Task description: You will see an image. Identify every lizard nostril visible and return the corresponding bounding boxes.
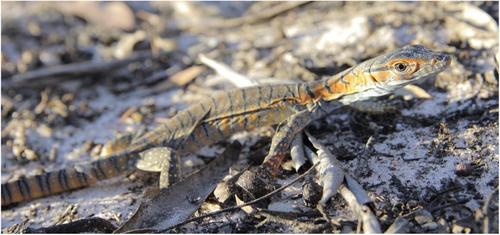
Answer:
[437,54,450,62]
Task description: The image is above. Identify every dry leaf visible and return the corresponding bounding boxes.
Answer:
[170,66,205,86]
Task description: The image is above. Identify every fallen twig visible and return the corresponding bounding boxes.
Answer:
[189,2,311,31]
[198,53,299,89]
[5,51,152,88]
[430,199,470,213]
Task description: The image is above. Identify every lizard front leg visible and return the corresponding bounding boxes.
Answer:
[235,110,312,201]
[262,110,312,175]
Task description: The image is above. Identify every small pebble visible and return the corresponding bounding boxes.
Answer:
[37,124,53,138]
[407,199,418,209]
[23,149,38,161]
[414,209,433,225]
[49,145,58,162]
[421,222,438,231]
[12,144,25,157]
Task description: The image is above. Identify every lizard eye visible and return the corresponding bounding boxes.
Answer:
[394,62,409,72]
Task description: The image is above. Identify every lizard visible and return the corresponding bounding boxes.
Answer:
[1,45,451,207]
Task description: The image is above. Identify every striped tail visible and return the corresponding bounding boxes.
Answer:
[1,152,138,207]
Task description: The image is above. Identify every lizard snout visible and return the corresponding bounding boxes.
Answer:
[431,53,451,68]
[437,53,451,64]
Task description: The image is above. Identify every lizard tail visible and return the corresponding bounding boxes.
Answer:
[1,152,137,208]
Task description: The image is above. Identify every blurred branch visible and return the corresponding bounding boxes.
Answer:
[4,51,153,88]
[189,2,311,32]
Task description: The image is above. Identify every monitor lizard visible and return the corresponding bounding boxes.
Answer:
[1,45,451,207]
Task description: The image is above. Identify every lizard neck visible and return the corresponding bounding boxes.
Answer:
[304,61,378,103]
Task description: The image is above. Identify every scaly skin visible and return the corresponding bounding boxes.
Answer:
[1,45,451,207]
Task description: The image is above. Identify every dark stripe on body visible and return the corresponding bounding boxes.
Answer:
[337,67,355,85]
[324,79,334,94]
[2,184,12,202]
[285,85,294,97]
[45,172,52,193]
[215,120,226,138]
[225,92,235,133]
[169,128,177,143]
[210,97,218,114]
[35,175,47,195]
[91,167,101,180]
[176,115,186,129]
[199,102,206,112]
[188,132,197,143]
[304,84,316,99]
[186,110,196,125]
[268,86,274,103]
[186,110,198,142]
[340,75,348,84]
[163,124,174,143]
[93,161,106,179]
[242,114,249,130]
[200,123,210,138]
[17,177,30,199]
[1,186,4,202]
[163,124,173,136]
[241,89,247,112]
[257,86,263,108]
[58,169,69,190]
[76,170,88,186]
[226,92,234,113]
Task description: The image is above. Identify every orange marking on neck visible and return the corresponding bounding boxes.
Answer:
[371,70,393,82]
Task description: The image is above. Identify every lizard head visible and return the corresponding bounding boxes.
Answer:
[311,45,451,104]
[367,44,451,89]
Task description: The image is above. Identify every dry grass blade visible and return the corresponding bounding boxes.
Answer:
[199,54,259,88]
